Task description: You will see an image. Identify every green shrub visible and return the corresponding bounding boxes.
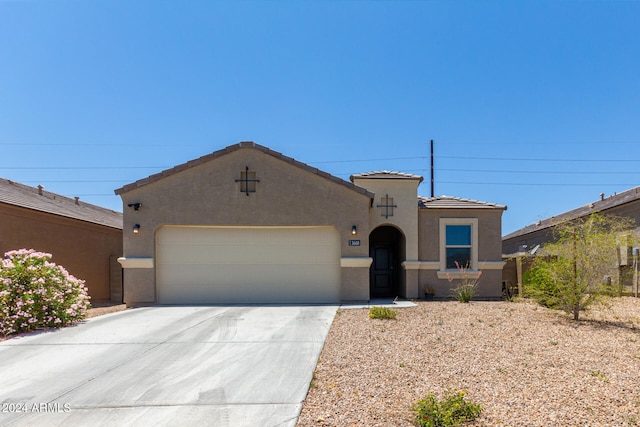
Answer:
[368,306,397,319]
[452,283,476,303]
[413,389,483,427]
[523,261,564,309]
[524,213,637,320]
[0,249,91,336]
[448,262,481,303]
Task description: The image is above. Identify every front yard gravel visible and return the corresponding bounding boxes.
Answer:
[296,298,640,427]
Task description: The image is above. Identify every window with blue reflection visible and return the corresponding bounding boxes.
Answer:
[445,225,471,268]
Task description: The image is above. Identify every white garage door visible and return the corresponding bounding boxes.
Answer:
[156,226,341,304]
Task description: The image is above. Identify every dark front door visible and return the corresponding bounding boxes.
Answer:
[370,244,395,298]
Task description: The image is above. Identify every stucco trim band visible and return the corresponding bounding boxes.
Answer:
[402,261,440,270]
[340,257,373,268]
[478,261,506,270]
[117,257,154,269]
[436,270,482,280]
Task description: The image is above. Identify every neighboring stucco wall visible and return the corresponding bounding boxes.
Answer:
[502,228,554,257]
[118,147,372,305]
[502,199,640,292]
[418,208,505,299]
[0,203,123,302]
[504,200,640,256]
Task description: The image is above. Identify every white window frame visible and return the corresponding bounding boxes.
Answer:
[437,218,479,279]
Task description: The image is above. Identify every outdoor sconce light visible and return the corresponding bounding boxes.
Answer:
[132,224,140,235]
[128,203,142,211]
[351,225,357,235]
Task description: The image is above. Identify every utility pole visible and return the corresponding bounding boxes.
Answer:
[430,139,435,197]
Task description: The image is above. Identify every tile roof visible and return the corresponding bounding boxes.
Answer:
[114,141,375,199]
[0,178,123,229]
[350,170,424,181]
[503,185,640,240]
[418,195,507,210]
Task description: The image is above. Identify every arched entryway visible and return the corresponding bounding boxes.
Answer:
[369,226,405,298]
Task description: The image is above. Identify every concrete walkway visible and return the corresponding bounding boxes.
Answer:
[340,298,417,310]
[0,305,337,427]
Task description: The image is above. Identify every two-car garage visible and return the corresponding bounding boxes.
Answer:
[155,226,341,304]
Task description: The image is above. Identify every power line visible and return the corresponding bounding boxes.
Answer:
[437,155,640,163]
[19,180,127,183]
[428,141,640,146]
[55,181,640,198]
[0,143,206,147]
[0,166,170,170]
[438,181,638,187]
[1,141,639,147]
[310,156,426,164]
[2,154,640,171]
[430,168,640,175]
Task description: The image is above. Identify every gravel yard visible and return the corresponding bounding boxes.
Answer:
[297,298,640,427]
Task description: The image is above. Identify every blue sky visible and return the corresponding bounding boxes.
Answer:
[1,0,639,235]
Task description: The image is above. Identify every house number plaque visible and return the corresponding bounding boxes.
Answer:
[348,240,361,246]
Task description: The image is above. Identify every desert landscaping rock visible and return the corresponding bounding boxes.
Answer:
[297,298,640,427]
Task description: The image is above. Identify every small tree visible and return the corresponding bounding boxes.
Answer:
[526,213,637,320]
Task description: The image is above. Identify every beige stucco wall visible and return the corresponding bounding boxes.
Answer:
[118,145,507,304]
[0,203,123,302]
[118,147,373,305]
[352,176,422,298]
[418,208,505,299]
[351,178,421,260]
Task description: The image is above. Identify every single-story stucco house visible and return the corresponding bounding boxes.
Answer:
[502,186,640,295]
[0,178,123,303]
[115,142,507,306]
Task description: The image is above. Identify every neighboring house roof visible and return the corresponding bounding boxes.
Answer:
[114,141,375,199]
[503,185,640,241]
[0,178,123,230]
[418,195,507,210]
[350,170,424,181]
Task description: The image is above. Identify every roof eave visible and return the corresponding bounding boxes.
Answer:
[114,142,375,200]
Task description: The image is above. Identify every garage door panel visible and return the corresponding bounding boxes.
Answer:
[159,246,337,266]
[158,227,338,244]
[156,226,341,304]
[159,282,339,304]
[160,264,339,286]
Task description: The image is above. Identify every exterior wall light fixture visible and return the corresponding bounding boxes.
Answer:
[351,225,357,235]
[133,224,141,235]
[128,203,142,211]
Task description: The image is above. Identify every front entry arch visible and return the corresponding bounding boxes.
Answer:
[369,226,405,298]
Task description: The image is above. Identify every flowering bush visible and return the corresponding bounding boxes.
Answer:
[0,249,90,336]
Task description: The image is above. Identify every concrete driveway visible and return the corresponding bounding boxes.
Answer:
[0,305,338,427]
